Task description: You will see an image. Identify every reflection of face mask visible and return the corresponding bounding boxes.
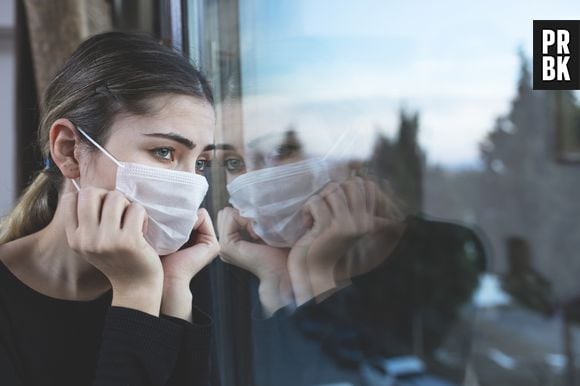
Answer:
[227,158,331,247]
[74,127,208,255]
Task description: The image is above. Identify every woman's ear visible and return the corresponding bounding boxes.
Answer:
[49,119,81,179]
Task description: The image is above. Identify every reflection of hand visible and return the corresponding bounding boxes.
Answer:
[218,207,292,316]
[62,188,163,316]
[160,209,219,322]
[289,177,399,305]
[335,179,406,280]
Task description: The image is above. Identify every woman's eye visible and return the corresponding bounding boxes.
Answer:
[196,159,208,172]
[225,158,245,173]
[152,147,175,161]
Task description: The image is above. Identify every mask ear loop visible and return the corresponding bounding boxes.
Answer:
[70,126,125,191]
[76,126,124,168]
[70,179,81,192]
[321,127,351,161]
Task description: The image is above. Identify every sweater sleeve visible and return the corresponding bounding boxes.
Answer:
[163,305,213,386]
[92,306,184,386]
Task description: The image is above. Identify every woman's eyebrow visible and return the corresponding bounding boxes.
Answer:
[143,132,195,149]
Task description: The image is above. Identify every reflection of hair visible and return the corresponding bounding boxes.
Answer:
[0,32,213,244]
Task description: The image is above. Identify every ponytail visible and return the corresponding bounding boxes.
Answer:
[0,170,60,244]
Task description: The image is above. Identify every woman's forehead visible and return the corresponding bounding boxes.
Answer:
[108,95,215,145]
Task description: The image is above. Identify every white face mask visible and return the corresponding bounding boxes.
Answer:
[73,126,209,255]
[227,158,331,247]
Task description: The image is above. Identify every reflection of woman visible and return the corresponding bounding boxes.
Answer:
[0,32,218,385]
[219,175,406,314]
[217,136,486,385]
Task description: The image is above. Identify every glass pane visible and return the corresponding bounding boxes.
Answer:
[188,1,580,385]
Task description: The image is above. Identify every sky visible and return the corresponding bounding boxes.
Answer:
[237,0,580,169]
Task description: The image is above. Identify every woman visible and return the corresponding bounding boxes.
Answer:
[0,32,219,385]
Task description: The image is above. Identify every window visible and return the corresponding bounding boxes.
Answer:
[186,2,580,385]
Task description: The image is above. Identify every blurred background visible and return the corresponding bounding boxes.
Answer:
[3,1,580,385]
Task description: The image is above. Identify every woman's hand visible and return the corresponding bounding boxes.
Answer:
[217,207,293,317]
[62,187,163,316]
[288,177,395,305]
[159,208,219,322]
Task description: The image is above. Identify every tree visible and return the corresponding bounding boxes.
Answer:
[370,108,424,214]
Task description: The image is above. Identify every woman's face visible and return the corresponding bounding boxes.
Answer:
[79,94,215,190]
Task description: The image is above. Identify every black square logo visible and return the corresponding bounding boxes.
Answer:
[533,20,580,90]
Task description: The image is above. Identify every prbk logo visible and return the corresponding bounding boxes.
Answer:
[533,20,580,90]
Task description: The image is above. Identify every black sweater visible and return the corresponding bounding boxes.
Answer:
[0,261,212,386]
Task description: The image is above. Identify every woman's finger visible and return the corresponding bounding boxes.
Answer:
[100,190,131,230]
[302,194,332,233]
[193,208,217,240]
[363,178,378,216]
[61,191,80,250]
[61,191,79,234]
[342,177,366,214]
[323,184,350,219]
[77,187,108,232]
[123,202,148,235]
[218,207,243,243]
